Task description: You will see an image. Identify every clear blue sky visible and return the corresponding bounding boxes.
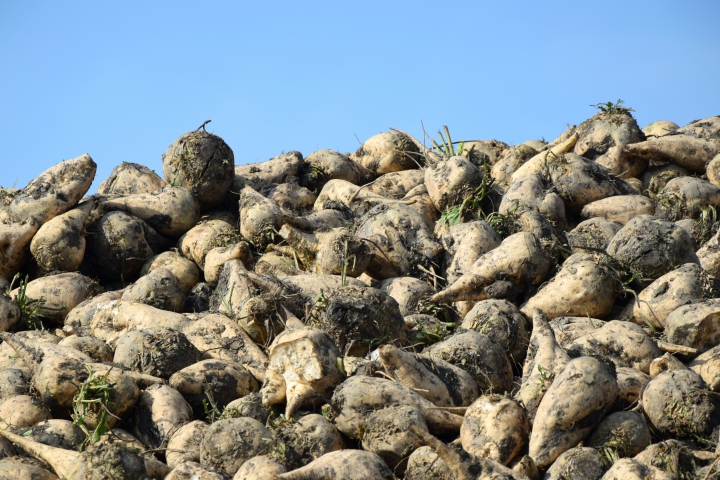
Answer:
[1,1,718,192]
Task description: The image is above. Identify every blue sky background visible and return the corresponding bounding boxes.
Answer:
[1,1,719,192]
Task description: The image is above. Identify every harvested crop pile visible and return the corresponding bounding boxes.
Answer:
[2,106,720,479]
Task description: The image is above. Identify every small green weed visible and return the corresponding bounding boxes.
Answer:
[438,159,496,228]
[5,273,62,330]
[72,366,115,450]
[202,387,222,423]
[591,99,634,116]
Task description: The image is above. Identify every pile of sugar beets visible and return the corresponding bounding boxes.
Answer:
[2,108,720,480]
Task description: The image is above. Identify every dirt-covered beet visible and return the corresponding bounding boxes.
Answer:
[425,329,513,393]
[113,327,201,379]
[162,127,235,209]
[98,162,166,195]
[85,211,168,282]
[199,417,274,476]
[307,285,406,357]
[606,214,699,283]
[642,369,720,438]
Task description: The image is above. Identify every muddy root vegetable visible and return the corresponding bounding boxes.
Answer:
[233,455,287,480]
[140,251,201,295]
[278,224,371,277]
[601,458,674,480]
[566,217,623,253]
[0,368,30,402]
[414,354,479,407]
[500,173,567,228]
[663,299,720,352]
[239,186,283,248]
[275,450,392,480]
[0,394,51,428]
[529,356,619,469]
[307,285,406,357]
[585,411,651,459]
[355,202,442,280]
[203,241,251,286]
[573,110,645,178]
[522,253,617,320]
[169,359,258,417]
[210,259,254,316]
[100,186,201,237]
[511,132,578,181]
[425,329,513,393]
[199,417,274,476]
[491,144,539,189]
[620,263,719,329]
[377,344,454,407]
[98,161,166,195]
[125,383,193,449]
[405,446,453,480]
[11,272,97,324]
[329,375,464,439]
[86,211,168,282]
[379,277,434,317]
[0,423,169,479]
[411,426,525,480]
[580,195,655,224]
[121,267,184,312]
[113,326,201,379]
[606,215,698,283]
[267,413,345,470]
[461,394,530,465]
[0,293,20,332]
[260,178,316,217]
[282,207,353,232]
[432,232,551,304]
[440,220,501,284]
[654,176,720,221]
[352,130,421,174]
[181,313,268,382]
[234,151,303,192]
[642,369,720,438]
[622,134,720,172]
[360,406,428,474]
[542,446,606,480]
[0,153,96,225]
[261,326,343,417]
[461,299,530,365]
[565,320,661,373]
[424,155,484,212]
[298,149,372,192]
[0,218,40,279]
[30,199,95,272]
[515,309,570,421]
[0,458,58,479]
[165,462,226,479]
[166,420,208,469]
[161,128,234,209]
[177,218,235,269]
[20,419,85,451]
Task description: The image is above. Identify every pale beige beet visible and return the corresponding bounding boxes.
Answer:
[98,161,166,195]
[100,186,200,237]
[0,153,96,225]
[432,232,551,304]
[461,394,529,465]
[529,356,618,469]
[521,252,616,320]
